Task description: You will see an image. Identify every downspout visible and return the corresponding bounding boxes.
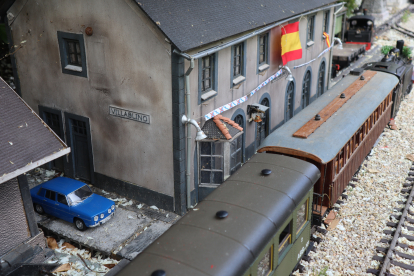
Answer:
[184,58,195,209]
[328,3,345,89]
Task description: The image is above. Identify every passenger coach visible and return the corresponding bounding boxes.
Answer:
[115,153,320,276]
[258,71,399,224]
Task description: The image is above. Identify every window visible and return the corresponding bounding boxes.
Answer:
[57,31,87,77]
[323,11,330,34]
[258,33,269,72]
[58,194,68,205]
[200,142,224,186]
[230,135,242,174]
[232,42,246,86]
[45,190,56,201]
[317,61,326,96]
[301,71,311,109]
[307,15,315,47]
[199,54,217,103]
[257,246,273,276]
[296,200,309,234]
[279,221,292,257]
[285,82,295,122]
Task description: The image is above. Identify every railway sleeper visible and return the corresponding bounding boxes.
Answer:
[348,183,356,188]
[394,208,403,212]
[341,194,348,200]
[400,233,414,241]
[409,172,414,176]
[351,177,359,182]
[406,177,414,182]
[403,183,413,187]
[401,189,411,193]
[311,236,322,244]
[396,250,414,260]
[381,238,392,244]
[391,260,414,271]
[404,224,414,232]
[316,227,328,235]
[387,222,398,228]
[366,268,380,275]
[376,247,388,253]
[372,255,385,263]
[383,230,395,235]
[410,167,414,171]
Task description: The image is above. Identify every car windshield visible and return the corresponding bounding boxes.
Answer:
[67,185,93,205]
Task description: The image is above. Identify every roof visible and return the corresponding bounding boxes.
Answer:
[117,153,319,276]
[258,71,399,164]
[0,78,70,183]
[135,0,337,52]
[202,115,243,140]
[40,177,86,194]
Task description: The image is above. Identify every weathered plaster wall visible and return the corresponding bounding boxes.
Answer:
[8,0,174,196]
[184,8,334,192]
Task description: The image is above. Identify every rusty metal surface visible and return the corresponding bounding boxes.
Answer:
[258,71,399,164]
[0,177,30,256]
[116,153,319,276]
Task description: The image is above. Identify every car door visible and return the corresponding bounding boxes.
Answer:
[43,189,57,215]
[56,193,72,223]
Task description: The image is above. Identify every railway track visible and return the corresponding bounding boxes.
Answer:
[367,163,414,275]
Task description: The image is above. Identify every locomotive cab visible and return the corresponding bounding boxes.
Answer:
[346,15,375,50]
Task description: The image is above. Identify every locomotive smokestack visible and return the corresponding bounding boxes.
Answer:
[396,40,404,56]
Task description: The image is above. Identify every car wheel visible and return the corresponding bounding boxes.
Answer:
[74,218,87,231]
[34,204,45,214]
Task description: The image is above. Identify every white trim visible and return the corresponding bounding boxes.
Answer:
[0,147,71,184]
[65,64,83,72]
[258,64,270,72]
[201,90,217,100]
[233,75,246,85]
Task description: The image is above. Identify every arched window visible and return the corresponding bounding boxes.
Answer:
[285,82,295,122]
[231,114,244,174]
[301,71,311,109]
[257,98,270,147]
[318,61,326,96]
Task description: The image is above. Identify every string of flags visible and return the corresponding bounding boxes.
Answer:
[203,23,333,121]
[203,68,283,121]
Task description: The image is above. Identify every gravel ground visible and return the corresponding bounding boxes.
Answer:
[293,73,414,275]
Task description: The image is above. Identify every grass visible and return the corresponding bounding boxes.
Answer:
[312,266,329,276]
[402,10,411,23]
[381,45,412,59]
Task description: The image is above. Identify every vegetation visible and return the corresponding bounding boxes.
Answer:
[340,0,359,17]
[381,45,412,59]
[401,10,411,23]
[312,266,329,276]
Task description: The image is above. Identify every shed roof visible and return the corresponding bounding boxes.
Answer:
[0,78,70,183]
[202,115,243,140]
[258,71,399,164]
[135,0,337,52]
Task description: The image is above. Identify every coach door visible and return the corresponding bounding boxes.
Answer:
[65,113,94,183]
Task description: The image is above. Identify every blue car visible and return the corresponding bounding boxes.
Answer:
[30,177,115,231]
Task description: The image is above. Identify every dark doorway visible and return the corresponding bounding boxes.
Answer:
[256,98,269,148]
[285,81,295,122]
[318,61,326,97]
[65,113,94,183]
[39,107,65,172]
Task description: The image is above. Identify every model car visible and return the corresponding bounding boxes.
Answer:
[30,177,115,231]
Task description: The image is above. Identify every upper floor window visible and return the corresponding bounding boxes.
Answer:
[57,32,87,78]
[307,15,315,47]
[199,54,217,103]
[323,11,330,34]
[232,42,246,86]
[258,33,270,72]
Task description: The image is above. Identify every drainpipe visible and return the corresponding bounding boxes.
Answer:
[184,58,195,209]
[328,3,346,89]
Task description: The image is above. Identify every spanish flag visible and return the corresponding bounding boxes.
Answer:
[281,22,302,65]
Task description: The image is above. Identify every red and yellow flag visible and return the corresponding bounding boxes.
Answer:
[281,22,302,65]
[323,32,331,48]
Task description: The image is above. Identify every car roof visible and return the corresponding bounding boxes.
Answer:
[40,177,87,194]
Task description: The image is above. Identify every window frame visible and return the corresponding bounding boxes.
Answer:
[199,141,225,187]
[230,135,243,175]
[198,53,218,104]
[278,220,292,263]
[57,31,87,78]
[296,199,309,235]
[285,81,295,122]
[322,10,330,36]
[301,70,311,109]
[231,42,247,87]
[317,61,326,97]
[307,15,316,47]
[257,33,270,73]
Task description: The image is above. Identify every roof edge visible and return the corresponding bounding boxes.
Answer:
[257,146,324,164]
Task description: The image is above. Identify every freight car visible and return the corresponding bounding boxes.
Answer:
[258,71,399,225]
[362,40,413,118]
[115,153,320,276]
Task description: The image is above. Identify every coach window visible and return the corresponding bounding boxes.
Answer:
[200,142,224,186]
[285,81,295,122]
[199,54,218,103]
[257,245,273,276]
[279,221,292,261]
[296,199,309,234]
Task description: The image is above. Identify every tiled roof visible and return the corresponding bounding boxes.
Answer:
[0,78,69,179]
[202,115,243,140]
[134,0,337,52]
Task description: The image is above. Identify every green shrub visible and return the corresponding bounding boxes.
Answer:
[402,10,411,23]
[403,46,412,59]
[381,45,393,55]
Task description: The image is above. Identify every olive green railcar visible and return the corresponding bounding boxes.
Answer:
[115,153,320,276]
